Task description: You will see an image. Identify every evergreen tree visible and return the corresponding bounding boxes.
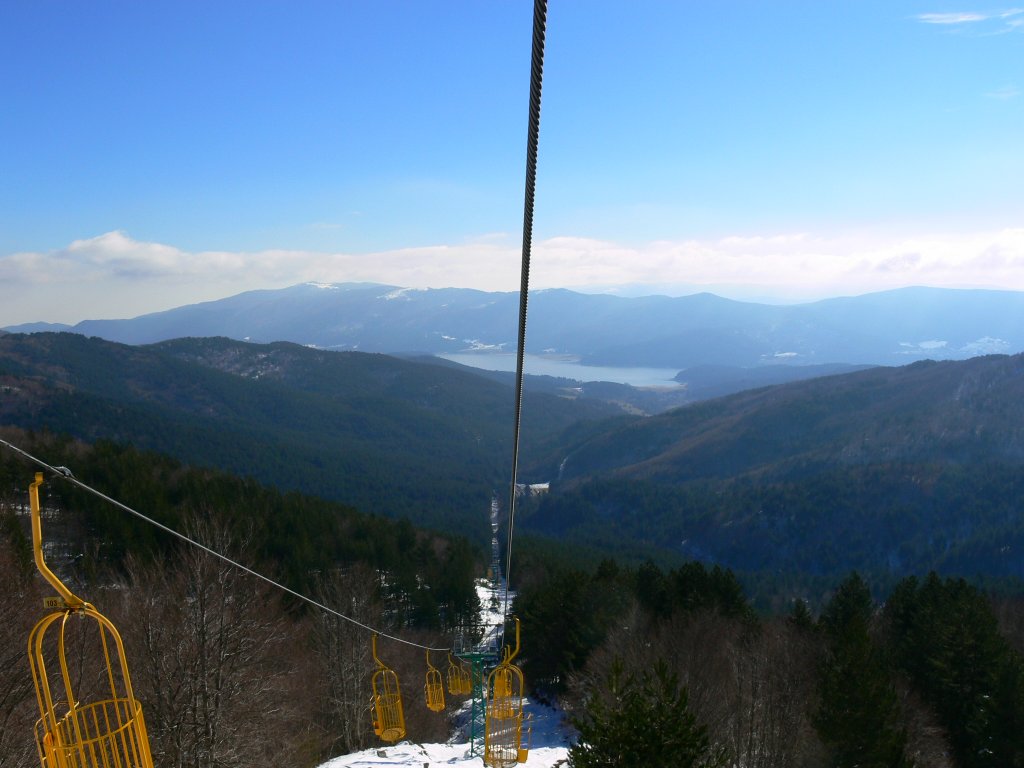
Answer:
[519,566,622,694]
[885,573,1024,768]
[635,560,669,618]
[787,597,815,632]
[814,573,910,768]
[569,659,727,768]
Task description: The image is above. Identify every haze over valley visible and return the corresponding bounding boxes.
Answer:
[6,281,1022,378]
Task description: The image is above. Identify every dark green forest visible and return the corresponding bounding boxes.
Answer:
[519,464,1024,608]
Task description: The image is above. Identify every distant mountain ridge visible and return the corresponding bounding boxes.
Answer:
[6,283,1024,370]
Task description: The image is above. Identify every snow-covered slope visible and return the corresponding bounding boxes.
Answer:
[318,699,572,768]
[316,579,573,767]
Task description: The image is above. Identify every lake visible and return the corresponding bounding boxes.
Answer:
[437,352,683,388]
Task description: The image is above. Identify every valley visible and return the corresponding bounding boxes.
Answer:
[3,327,1024,597]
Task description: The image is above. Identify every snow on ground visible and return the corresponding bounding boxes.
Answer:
[316,579,574,767]
[317,697,572,768]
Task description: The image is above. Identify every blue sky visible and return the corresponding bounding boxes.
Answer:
[2,1,1023,325]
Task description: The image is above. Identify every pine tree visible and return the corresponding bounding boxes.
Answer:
[885,573,1024,768]
[788,597,815,632]
[569,659,727,768]
[814,573,910,768]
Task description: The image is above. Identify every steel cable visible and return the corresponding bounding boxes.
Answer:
[504,0,548,626]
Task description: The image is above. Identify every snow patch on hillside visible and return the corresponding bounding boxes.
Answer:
[380,288,426,301]
[461,339,506,351]
[960,336,1011,355]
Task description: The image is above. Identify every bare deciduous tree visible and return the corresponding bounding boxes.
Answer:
[0,524,45,768]
[896,681,954,768]
[310,564,382,758]
[720,619,822,768]
[110,519,307,768]
[571,606,824,768]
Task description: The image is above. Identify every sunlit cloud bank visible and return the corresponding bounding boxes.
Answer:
[2,228,1024,325]
[539,229,1024,301]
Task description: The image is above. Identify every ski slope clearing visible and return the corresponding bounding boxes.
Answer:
[318,578,574,767]
[318,699,572,767]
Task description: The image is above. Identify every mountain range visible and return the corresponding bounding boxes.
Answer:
[6,283,1023,371]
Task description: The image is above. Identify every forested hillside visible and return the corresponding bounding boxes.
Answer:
[0,332,616,540]
[6,333,1024,591]
[550,355,1024,483]
[521,354,1024,592]
[4,376,1024,766]
[0,429,480,625]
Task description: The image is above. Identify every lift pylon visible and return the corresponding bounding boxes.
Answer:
[26,473,155,768]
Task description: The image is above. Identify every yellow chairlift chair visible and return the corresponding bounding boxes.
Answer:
[447,653,472,696]
[424,650,446,712]
[484,618,531,767]
[370,634,406,742]
[26,473,155,768]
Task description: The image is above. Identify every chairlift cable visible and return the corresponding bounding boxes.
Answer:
[504,0,548,628]
[0,436,448,652]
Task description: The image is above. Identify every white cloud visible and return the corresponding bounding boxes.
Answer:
[3,228,1024,326]
[917,12,988,24]
[917,8,1024,32]
[986,84,1021,99]
[534,229,1024,300]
